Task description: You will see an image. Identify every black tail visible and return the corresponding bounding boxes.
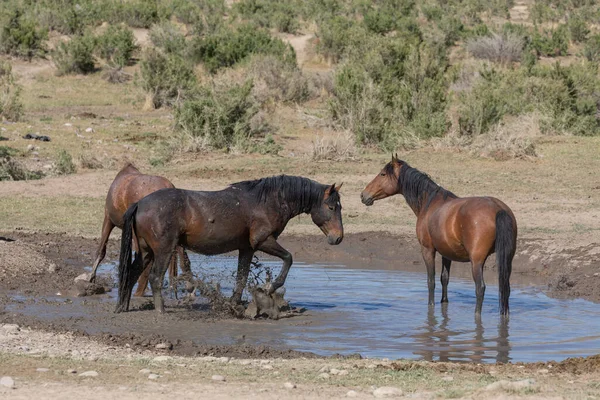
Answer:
[115,202,139,313]
[496,210,515,316]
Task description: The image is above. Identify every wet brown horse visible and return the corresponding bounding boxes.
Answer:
[115,175,344,314]
[89,163,191,296]
[361,155,517,316]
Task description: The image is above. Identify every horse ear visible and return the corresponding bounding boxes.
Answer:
[391,153,395,162]
[394,152,399,161]
[329,183,336,193]
[335,182,343,192]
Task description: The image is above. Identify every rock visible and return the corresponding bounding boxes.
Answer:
[64,123,72,127]
[74,280,105,296]
[67,369,77,374]
[27,144,35,152]
[373,386,403,398]
[85,128,94,133]
[48,263,58,273]
[330,368,348,376]
[155,343,172,350]
[284,382,296,389]
[218,357,230,363]
[36,368,49,372]
[74,273,92,283]
[2,324,19,332]
[318,373,330,379]
[346,390,358,397]
[79,371,99,377]
[442,376,454,382]
[139,369,152,375]
[262,365,274,370]
[0,376,15,389]
[212,375,226,382]
[148,374,159,380]
[152,356,173,363]
[485,379,535,392]
[318,366,329,373]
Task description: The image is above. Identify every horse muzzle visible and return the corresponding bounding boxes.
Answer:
[327,234,343,245]
[360,191,374,206]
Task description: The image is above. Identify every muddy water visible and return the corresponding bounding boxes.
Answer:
[9,254,600,363]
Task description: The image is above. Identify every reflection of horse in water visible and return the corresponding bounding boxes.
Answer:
[412,305,511,363]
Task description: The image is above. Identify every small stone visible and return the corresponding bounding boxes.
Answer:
[27,144,35,152]
[284,382,296,389]
[0,376,15,389]
[147,374,159,380]
[218,357,230,363]
[2,324,19,332]
[64,123,72,127]
[85,128,94,133]
[318,366,329,373]
[318,373,330,379]
[139,369,152,375]
[152,356,173,363]
[74,272,92,283]
[373,386,403,398]
[330,368,341,375]
[338,370,349,376]
[67,369,77,374]
[442,376,454,382]
[346,390,358,398]
[212,375,226,382]
[36,368,49,372]
[262,365,274,370]
[48,263,58,273]
[79,371,99,377]
[155,343,172,350]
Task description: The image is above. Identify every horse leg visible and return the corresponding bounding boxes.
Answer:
[231,248,255,304]
[441,256,451,303]
[133,253,152,297]
[257,236,292,295]
[178,246,193,281]
[89,212,115,283]
[149,248,176,314]
[471,257,487,315]
[168,250,178,299]
[421,246,436,306]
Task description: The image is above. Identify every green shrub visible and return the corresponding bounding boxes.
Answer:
[188,24,296,74]
[583,34,600,62]
[138,48,196,108]
[149,21,186,55]
[174,80,262,151]
[52,33,97,75]
[97,25,137,68]
[0,148,43,181]
[247,55,311,104]
[233,0,299,33]
[530,26,569,57]
[0,62,23,122]
[108,0,159,28]
[54,149,76,175]
[568,15,590,43]
[0,7,48,60]
[316,16,371,62]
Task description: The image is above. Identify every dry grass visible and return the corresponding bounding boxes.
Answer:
[467,33,524,64]
[311,130,357,160]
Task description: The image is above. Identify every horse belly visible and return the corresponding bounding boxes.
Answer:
[183,228,250,256]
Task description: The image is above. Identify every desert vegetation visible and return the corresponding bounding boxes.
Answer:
[1,0,600,167]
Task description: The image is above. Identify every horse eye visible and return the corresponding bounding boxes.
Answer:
[380,173,386,177]
[328,205,334,211]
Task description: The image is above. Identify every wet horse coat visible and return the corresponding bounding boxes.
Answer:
[89,163,191,296]
[361,156,517,316]
[115,175,344,314]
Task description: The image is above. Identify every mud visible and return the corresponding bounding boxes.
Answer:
[1,230,600,362]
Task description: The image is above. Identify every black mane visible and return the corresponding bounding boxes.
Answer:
[232,175,337,215]
[391,161,457,212]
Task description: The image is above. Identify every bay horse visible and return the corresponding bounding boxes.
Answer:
[114,175,344,314]
[360,155,517,316]
[89,163,192,297]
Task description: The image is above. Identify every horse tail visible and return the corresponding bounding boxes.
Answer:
[115,202,139,313]
[495,210,515,316]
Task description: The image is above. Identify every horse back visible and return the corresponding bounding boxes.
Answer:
[425,196,515,261]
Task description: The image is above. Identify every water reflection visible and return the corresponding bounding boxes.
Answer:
[413,305,511,363]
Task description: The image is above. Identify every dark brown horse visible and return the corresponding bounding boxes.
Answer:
[89,163,191,297]
[360,155,517,316]
[115,175,344,314]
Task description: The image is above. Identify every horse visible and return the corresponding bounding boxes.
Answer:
[89,163,192,297]
[360,155,517,316]
[114,175,344,314]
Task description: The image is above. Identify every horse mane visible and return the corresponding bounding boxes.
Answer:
[232,175,337,214]
[394,161,457,212]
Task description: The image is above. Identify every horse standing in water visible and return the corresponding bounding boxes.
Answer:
[361,155,517,316]
[89,163,191,297]
[115,175,344,314]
